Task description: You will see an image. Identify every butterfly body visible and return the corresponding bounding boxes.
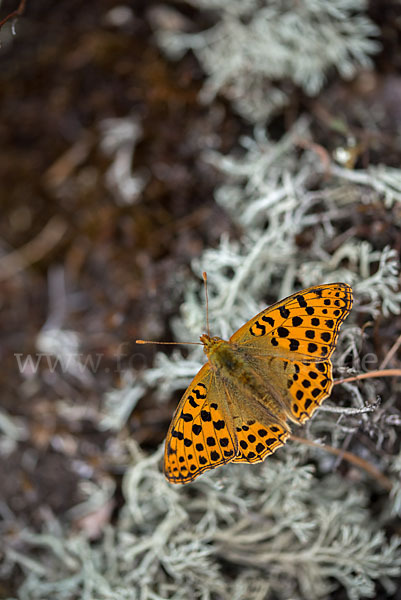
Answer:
[164,283,353,484]
[201,333,287,421]
[202,334,256,386]
[200,334,237,368]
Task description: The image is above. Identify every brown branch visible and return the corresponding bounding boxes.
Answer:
[334,369,401,386]
[289,359,401,490]
[294,137,331,174]
[380,332,401,369]
[0,216,68,281]
[290,434,393,491]
[0,0,26,30]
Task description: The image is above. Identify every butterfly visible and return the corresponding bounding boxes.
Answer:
[140,282,353,484]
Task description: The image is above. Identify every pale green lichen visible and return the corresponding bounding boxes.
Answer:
[154,0,380,121]
[5,452,401,600]
[4,3,401,599]
[7,117,401,599]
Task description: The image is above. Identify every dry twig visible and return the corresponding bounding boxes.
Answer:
[0,216,68,281]
[334,369,401,385]
[290,434,393,491]
[0,0,26,30]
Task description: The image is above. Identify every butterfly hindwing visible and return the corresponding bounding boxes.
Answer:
[164,365,238,483]
[233,418,290,463]
[230,283,352,362]
[219,379,290,464]
[250,355,333,425]
[285,359,333,423]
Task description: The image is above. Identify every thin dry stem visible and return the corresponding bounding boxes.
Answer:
[0,0,26,29]
[380,333,401,369]
[334,369,401,385]
[290,434,393,491]
[0,216,67,281]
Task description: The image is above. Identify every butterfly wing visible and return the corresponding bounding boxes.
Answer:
[165,283,352,482]
[248,355,333,425]
[164,364,238,484]
[230,283,352,362]
[219,378,290,463]
[230,283,352,425]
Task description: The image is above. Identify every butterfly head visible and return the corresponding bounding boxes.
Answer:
[200,333,225,356]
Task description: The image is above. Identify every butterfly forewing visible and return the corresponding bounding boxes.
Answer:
[164,364,238,483]
[230,283,352,362]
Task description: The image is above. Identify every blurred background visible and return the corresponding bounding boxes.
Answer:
[1,1,401,599]
[0,0,229,523]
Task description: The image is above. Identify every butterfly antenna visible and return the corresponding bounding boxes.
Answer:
[136,340,201,345]
[203,271,210,336]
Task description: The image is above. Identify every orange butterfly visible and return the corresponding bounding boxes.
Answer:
[139,280,352,484]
